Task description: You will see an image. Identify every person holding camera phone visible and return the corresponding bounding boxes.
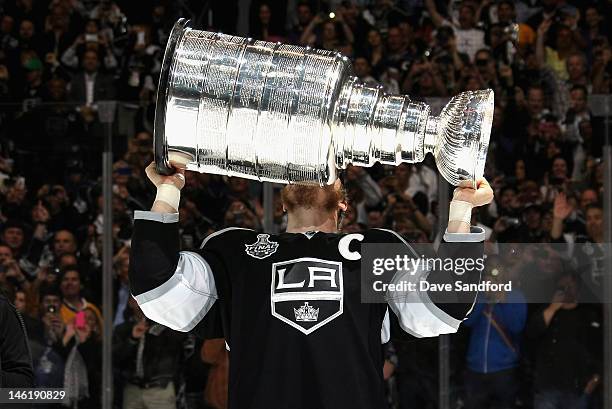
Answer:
[31,284,66,392]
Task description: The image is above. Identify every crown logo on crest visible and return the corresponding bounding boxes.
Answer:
[294,302,319,322]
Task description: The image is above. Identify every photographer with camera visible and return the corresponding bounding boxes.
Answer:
[32,284,66,389]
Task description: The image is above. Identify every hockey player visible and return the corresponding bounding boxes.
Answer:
[129,162,493,409]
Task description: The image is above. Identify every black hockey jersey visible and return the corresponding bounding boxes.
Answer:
[129,210,484,409]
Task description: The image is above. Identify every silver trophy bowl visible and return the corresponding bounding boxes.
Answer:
[155,19,493,187]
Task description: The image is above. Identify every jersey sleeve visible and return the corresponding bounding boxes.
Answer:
[129,210,222,332]
[368,227,484,338]
[187,226,255,340]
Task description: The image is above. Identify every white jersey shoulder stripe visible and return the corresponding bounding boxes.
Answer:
[200,226,255,249]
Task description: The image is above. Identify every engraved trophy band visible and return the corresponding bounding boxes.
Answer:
[154,19,494,187]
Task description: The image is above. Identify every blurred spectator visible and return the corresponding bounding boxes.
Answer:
[526,0,564,31]
[363,28,385,76]
[536,21,580,82]
[425,0,485,62]
[14,77,86,173]
[288,2,313,44]
[201,339,229,409]
[362,0,408,36]
[112,159,148,212]
[66,48,115,107]
[563,202,606,303]
[113,297,186,409]
[403,57,447,96]
[551,52,589,119]
[384,26,414,73]
[111,244,130,326]
[124,131,154,178]
[61,19,117,72]
[89,0,125,33]
[32,284,66,389]
[52,230,78,259]
[58,265,102,325]
[17,54,44,101]
[118,25,160,104]
[526,272,601,409]
[463,256,527,409]
[41,6,73,74]
[1,15,18,52]
[581,6,607,51]
[61,305,102,409]
[250,3,285,42]
[301,9,354,54]
[16,19,44,57]
[353,56,379,86]
[1,219,27,259]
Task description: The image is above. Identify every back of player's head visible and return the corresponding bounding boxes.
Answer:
[281,173,346,213]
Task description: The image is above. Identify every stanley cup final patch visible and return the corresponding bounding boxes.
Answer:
[245,234,279,259]
[271,258,343,335]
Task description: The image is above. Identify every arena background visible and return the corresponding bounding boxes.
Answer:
[0,0,611,408]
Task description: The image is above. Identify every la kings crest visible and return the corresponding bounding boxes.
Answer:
[271,257,343,335]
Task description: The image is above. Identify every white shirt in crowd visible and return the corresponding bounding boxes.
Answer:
[442,20,485,62]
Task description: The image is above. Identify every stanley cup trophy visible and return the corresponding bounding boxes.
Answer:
[154,19,494,188]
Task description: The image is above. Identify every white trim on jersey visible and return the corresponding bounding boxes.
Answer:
[443,226,485,242]
[134,210,179,223]
[373,228,463,338]
[200,226,254,249]
[381,308,390,344]
[133,251,218,332]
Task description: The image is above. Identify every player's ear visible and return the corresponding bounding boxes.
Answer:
[338,200,348,212]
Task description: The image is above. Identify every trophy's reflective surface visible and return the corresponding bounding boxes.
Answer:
[155,19,494,187]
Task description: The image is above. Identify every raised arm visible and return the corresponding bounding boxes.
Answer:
[300,14,323,46]
[129,162,219,333]
[386,178,493,337]
[425,0,446,28]
[535,19,552,69]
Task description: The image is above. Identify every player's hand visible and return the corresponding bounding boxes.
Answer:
[145,161,185,190]
[452,177,494,207]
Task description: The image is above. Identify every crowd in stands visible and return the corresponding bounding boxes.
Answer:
[0,0,610,408]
